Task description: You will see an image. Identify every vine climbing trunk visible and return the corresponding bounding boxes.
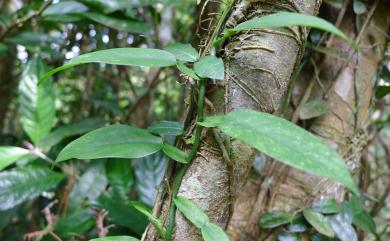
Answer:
[143,1,322,240]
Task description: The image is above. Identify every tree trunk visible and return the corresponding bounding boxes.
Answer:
[0,53,15,133]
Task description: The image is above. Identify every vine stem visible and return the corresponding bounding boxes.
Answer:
[164,78,206,241]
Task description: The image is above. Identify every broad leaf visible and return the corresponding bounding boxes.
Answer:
[200,109,358,195]
[277,231,301,241]
[194,56,224,80]
[258,211,294,228]
[287,216,309,233]
[299,100,328,120]
[174,196,209,228]
[328,213,358,241]
[43,1,89,15]
[89,236,140,241]
[162,142,188,163]
[40,118,106,150]
[348,195,376,234]
[147,121,183,136]
[55,209,95,239]
[19,57,56,145]
[201,222,230,241]
[164,43,198,62]
[106,159,133,200]
[0,146,32,171]
[311,233,339,241]
[303,209,334,237]
[41,48,177,81]
[0,166,64,210]
[312,199,341,214]
[56,125,163,162]
[134,151,168,206]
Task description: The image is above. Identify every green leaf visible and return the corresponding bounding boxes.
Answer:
[162,142,188,163]
[98,193,148,235]
[106,159,133,200]
[299,100,328,120]
[310,233,339,241]
[0,146,32,171]
[41,48,177,81]
[79,12,150,34]
[205,109,358,195]
[130,201,166,237]
[303,209,334,237]
[258,211,294,228]
[56,125,163,162]
[174,196,209,228]
[277,231,301,241]
[164,43,198,62]
[201,222,230,241]
[0,166,64,210]
[89,236,140,241]
[176,61,200,80]
[0,43,8,58]
[232,12,354,48]
[43,1,89,15]
[6,32,63,48]
[328,213,358,241]
[375,86,390,99]
[312,199,341,214]
[40,118,106,150]
[19,57,56,145]
[134,151,168,206]
[287,216,309,233]
[55,209,95,239]
[147,121,183,136]
[194,56,224,80]
[348,195,376,234]
[198,115,224,127]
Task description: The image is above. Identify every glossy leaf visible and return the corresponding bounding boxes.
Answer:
[328,213,358,241]
[311,233,339,241]
[233,12,354,47]
[375,86,390,99]
[0,146,32,171]
[40,118,106,150]
[258,211,294,228]
[162,142,188,163]
[89,236,140,241]
[299,100,328,120]
[80,12,150,34]
[19,57,56,145]
[174,196,209,228]
[277,231,301,241]
[56,125,163,162]
[6,32,63,48]
[106,159,133,200]
[194,56,224,80]
[134,151,168,206]
[0,166,64,210]
[201,222,230,241]
[43,1,89,15]
[202,109,358,195]
[41,48,177,81]
[312,199,341,214]
[287,216,309,233]
[147,121,183,136]
[176,61,200,80]
[303,209,334,237]
[164,43,198,62]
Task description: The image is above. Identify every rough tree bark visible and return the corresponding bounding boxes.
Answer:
[144,1,322,240]
[226,1,390,240]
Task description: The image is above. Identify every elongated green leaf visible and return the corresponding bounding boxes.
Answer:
[43,1,89,15]
[233,12,353,47]
[147,121,183,136]
[0,147,32,171]
[202,109,358,195]
[41,48,177,81]
[55,209,95,239]
[0,166,64,210]
[174,196,209,228]
[106,159,133,200]
[162,142,188,163]
[80,12,150,34]
[258,211,294,228]
[90,236,140,241]
[56,125,163,162]
[19,57,56,145]
[130,201,166,237]
[277,231,301,241]
[194,56,224,80]
[312,199,341,214]
[303,209,334,237]
[40,118,106,150]
[164,43,198,62]
[348,195,376,234]
[299,100,328,120]
[201,222,230,241]
[176,61,200,80]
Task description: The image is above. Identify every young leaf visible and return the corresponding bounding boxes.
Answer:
[258,211,294,228]
[0,166,64,210]
[89,236,140,241]
[176,61,200,80]
[194,56,224,80]
[130,201,166,237]
[0,146,32,171]
[201,222,230,241]
[299,100,328,120]
[41,48,177,81]
[56,125,163,162]
[147,121,184,136]
[203,109,358,195]
[303,209,334,237]
[164,43,198,62]
[162,142,188,163]
[174,196,209,228]
[19,57,56,145]
[312,199,341,214]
